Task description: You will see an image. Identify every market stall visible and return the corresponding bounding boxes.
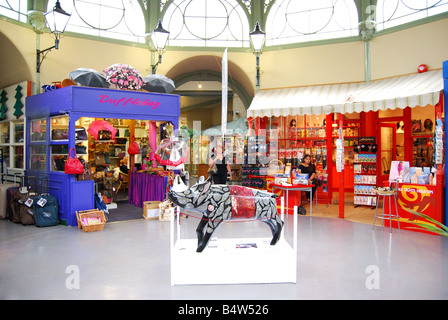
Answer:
[25,86,180,226]
[246,69,445,227]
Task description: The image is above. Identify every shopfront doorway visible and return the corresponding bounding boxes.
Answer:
[378,121,404,186]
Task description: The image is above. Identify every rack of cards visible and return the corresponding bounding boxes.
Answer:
[434,119,444,165]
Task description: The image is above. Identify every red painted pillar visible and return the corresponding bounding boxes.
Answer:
[338,113,344,219]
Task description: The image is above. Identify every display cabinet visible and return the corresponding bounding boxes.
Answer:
[0,119,25,170]
[262,114,331,204]
[412,135,433,167]
[353,136,377,207]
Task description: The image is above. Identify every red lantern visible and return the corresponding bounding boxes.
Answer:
[418,64,428,73]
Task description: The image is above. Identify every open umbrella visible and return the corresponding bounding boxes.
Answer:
[69,67,109,88]
[103,63,144,90]
[87,120,118,140]
[142,74,175,93]
[154,136,189,169]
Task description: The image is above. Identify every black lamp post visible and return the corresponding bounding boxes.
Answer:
[150,19,170,74]
[36,1,71,73]
[249,22,266,90]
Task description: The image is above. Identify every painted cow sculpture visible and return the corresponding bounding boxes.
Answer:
[168,175,283,252]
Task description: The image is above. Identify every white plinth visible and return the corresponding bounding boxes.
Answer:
[170,198,297,286]
[171,237,296,285]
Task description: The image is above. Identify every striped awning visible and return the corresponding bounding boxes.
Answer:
[247,70,443,118]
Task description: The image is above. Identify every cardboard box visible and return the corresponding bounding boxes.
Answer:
[143,201,161,220]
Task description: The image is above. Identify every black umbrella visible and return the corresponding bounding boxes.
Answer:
[142,74,175,93]
[69,67,109,88]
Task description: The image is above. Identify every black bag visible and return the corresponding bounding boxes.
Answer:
[297,205,306,215]
[98,130,112,140]
[75,127,88,140]
[33,194,59,227]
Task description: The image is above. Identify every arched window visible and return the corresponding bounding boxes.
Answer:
[375,0,448,31]
[162,0,250,48]
[0,0,28,23]
[265,0,359,46]
[52,0,146,43]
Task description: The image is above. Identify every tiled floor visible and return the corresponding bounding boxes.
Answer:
[1,198,447,300]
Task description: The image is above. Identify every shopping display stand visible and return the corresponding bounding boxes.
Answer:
[170,197,298,285]
[25,86,180,226]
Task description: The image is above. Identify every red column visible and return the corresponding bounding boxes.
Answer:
[338,113,344,219]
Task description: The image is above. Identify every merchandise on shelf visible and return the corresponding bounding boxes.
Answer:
[353,136,377,207]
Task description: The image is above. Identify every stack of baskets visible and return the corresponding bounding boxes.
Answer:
[76,209,106,232]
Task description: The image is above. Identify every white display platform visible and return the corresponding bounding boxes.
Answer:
[170,198,298,286]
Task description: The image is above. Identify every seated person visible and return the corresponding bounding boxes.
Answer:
[298,154,317,202]
[119,157,129,174]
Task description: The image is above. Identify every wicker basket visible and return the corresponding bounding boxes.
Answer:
[159,207,174,221]
[76,209,106,232]
[268,159,284,176]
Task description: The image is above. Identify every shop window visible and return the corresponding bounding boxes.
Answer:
[31,119,47,142]
[51,144,69,172]
[29,145,46,171]
[0,120,25,170]
[0,122,9,144]
[50,116,69,141]
[411,105,435,167]
[13,121,24,143]
[49,115,69,172]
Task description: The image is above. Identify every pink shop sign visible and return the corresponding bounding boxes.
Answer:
[98,94,161,109]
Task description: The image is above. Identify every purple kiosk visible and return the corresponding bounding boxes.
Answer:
[25,86,180,226]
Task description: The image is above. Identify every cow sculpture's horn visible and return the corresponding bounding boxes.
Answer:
[172,175,188,193]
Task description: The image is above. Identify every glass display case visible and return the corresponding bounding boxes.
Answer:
[50,116,69,172]
[31,119,46,142]
[29,145,46,171]
[411,106,435,168]
[0,120,25,170]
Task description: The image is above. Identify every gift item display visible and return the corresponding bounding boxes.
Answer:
[434,119,444,165]
[246,114,330,205]
[353,136,377,207]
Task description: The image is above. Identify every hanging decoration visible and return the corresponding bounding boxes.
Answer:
[0,90,7,120]
[13,85,24,118]
[154,136,189,169]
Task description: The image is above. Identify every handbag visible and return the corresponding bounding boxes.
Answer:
[95,152,106,166]
[75,145,87,154]
[65,148,84,174]
[75,127,88,140]
[78,163,93,181]
[128,138,140,155]
[98,130,112,140]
